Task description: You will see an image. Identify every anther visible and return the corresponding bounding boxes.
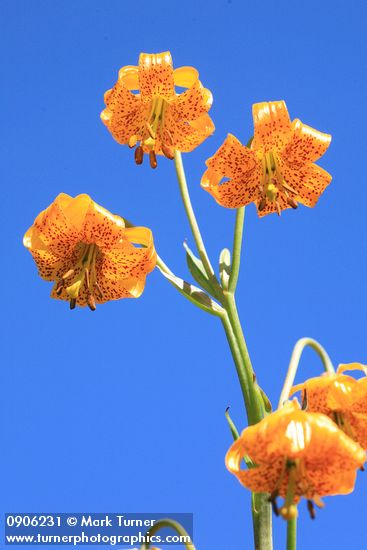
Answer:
[87,294,96,312]
[276,200,282,216]
[62,269,75,280]
[360,464,365,472]
[162,143,175,160]
[134,145,144,165]
[55,282,64,296]
[268,491,280,516]
[128,135,138,149]
[307,500,316,520]
[258,197,267,211]
[69,298,76,310]
[287,197,298,209]
[302,389,308,410]
[149,150,157,169]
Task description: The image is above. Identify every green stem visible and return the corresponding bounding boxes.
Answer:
[252,493,273,550]
[221,293,263,425]
[156,254,174,276]
[174,151,222,296]
[173,151,272,550]
[286,518,297,550]
[278,337,335,408]
[228,207,245,293]
[139,518,194,550]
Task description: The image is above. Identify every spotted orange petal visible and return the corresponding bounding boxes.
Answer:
[282,119,332,166]
[252,101,293,154]
[101,79,148,145]
[201,134,262,208]
[169,80,212,121]
[161,112,214,154]
[138,52,175,100]
[276,156,332,207]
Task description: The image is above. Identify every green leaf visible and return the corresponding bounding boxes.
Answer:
[219,248,231,290]
[157,266,224,316]
[225,406,240,440]
[258,387,273,414]
[184,242,220,298]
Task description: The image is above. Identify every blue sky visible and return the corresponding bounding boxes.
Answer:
[2,0,367,548]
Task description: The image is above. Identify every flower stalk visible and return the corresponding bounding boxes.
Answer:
[286,518,297,550]
[278,337,335,409]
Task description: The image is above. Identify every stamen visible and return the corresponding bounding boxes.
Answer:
[55,281,64,296]
[281,181,297,195]
[269,490,280,516]
[302,389,308,411]
[276,200,282,216]
[287,197,298,209]
[258,197,267,211]
[146,122,156,140]
[162,143,174,160]
[135,145,144,165]
[165,128,174,146]
[87,294,96,312]
[94,281,104,299]
[128,135,138,148]
[85,267,91,291]
[149,150,158,169]
[70,298,76,310]
[307,500,316,520]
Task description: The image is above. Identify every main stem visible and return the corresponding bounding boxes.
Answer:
[286,518,297,550]
[173,152,272,550]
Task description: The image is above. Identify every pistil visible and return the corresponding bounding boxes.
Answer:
[133,96,170,167]
[55,243,101,310]
[258,151,299,213]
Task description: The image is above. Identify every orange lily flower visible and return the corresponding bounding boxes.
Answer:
[291,363,367,448]
[101,51,214,168]
[226,400,365,520]
[201,101,331,216]
[24,193,157,310]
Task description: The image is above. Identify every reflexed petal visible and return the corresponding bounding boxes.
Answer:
[231,462,285,494]
[118,65,139,90]
[96,275,146,302]
[138,52,175,100]
[160,112,214,154]
[291,375,357,414]
[173,66,199,88]
[169,80,212,120]
[305,461,359,496]
[101,78,149,144]
[201,134,262,208]
[277,156,332,207]
[97,234,156,281]
[348,412,367,449]
[282,119,331,166]
[103,79,141,113]
[81,200,127,251]
[252,101,292,154]
[28,193,81,258]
